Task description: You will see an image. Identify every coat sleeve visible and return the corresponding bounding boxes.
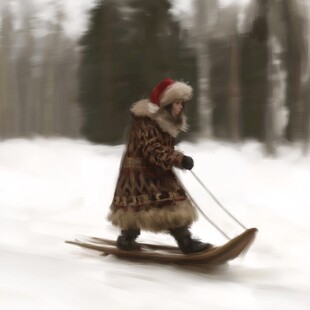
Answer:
[137,121,183,171]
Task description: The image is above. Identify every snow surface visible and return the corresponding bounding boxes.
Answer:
[1,137,310,310]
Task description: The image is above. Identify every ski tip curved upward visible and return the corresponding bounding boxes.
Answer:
[248,227,258,233]
[240,227,258,251]
[248,227,258,236]
[243,227,258,241]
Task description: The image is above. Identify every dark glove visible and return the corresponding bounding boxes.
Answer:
[181,155,194,170]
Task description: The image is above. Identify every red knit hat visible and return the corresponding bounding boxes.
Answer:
[149,78,193,108]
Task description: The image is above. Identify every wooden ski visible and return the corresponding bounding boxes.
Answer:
[66,227,257,265]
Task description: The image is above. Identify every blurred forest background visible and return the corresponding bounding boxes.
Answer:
[0,0,310,154]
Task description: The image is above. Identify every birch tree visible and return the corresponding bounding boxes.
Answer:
[194,0,217,138]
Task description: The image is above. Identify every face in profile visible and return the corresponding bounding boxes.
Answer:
[166,99,185,125]
[171,100,184,118]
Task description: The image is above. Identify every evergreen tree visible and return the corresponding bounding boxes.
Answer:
[78,0,197,144]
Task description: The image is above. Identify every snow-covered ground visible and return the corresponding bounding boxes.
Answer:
[0,138,309,310]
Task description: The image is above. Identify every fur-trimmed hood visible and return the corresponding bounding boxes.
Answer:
[130,99,188,138]
[149,78,193,107]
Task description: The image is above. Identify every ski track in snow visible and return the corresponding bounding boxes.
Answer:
[0,137,309,310]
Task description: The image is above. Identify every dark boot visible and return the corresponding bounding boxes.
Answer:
[116,229,141,251]
[170,226,213,254]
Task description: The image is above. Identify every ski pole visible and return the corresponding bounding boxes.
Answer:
[190,170,247,230]
[175,170,230,240]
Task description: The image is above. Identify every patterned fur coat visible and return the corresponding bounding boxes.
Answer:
[107,99,198,232]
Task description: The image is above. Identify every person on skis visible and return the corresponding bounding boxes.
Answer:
[108,78,212,254]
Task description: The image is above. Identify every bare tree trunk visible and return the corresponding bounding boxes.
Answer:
[295,0,310,154]
[303,83,310,154]
[264,0,291,155]
[66,48,81,137]
[43,58,56,135]
[196,40,212,137]
[41,31,61,135]
[101,5,114,141]
[14,0,36,136]
[227,36,241,142]
[0,5,14,138]
[265,0,276,155]
[195,0,217,138]
[53,3,67,136]
[0,52,9,137]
